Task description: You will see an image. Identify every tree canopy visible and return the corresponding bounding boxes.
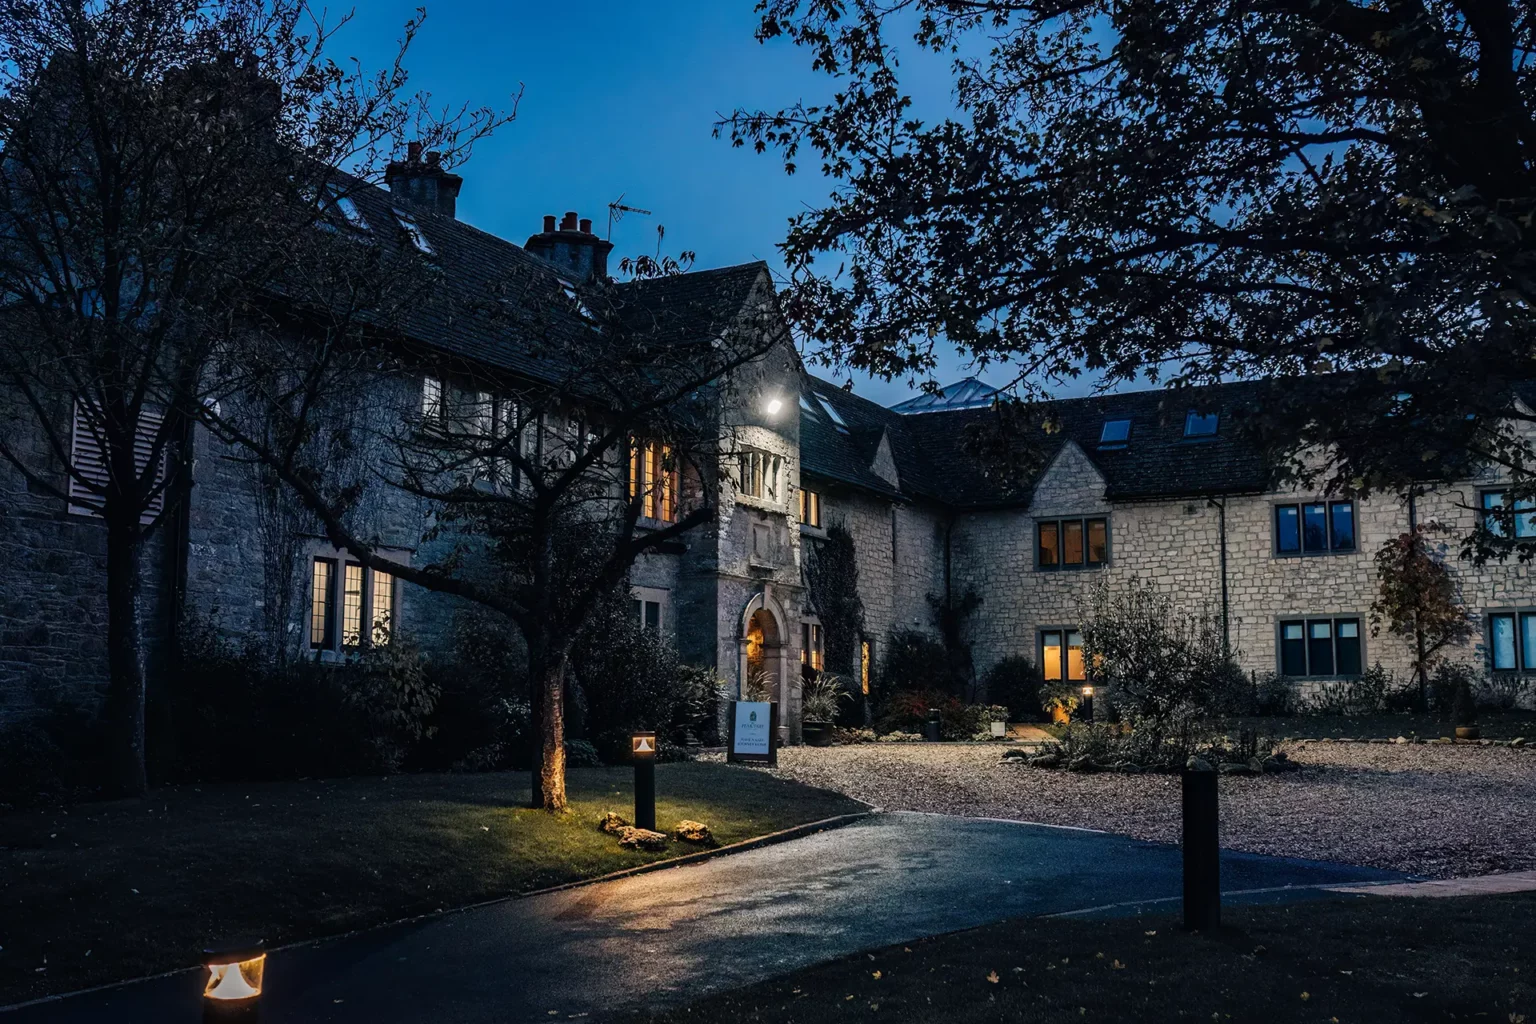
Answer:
[725,0,1536,534]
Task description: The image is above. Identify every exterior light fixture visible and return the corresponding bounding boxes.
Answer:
[632,731,657,831]
[1080,685,1095,724]
[765,397,784,416]
[203,943,265,1022]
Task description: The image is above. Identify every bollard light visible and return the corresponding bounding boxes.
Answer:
[1081,685,1095,723]
[203,943,265,1023]
[632,730,657,832]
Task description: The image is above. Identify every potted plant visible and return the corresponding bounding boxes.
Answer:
[1451,678,1480,740]
[801,674,850,747]
[1040,682,1080,725]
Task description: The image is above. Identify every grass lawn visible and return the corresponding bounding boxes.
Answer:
[634,892,1533,1023]
[0,763,863,1007]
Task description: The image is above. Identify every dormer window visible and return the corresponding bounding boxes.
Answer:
[1099,418,1132,449]
[1184,410,1219,438]
[393,208,433,255]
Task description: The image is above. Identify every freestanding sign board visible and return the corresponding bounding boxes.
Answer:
[727,700,778,767]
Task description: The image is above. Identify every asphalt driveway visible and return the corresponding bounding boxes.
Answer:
[3,812,1403,1023]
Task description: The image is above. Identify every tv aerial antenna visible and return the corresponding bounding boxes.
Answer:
[607,193,652,240]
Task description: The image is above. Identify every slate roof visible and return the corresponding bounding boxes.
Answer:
[801,375,1275,509]
[888,377,999,414]
[340,179,768,385]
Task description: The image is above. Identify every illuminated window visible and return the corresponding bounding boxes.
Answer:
[342,563,365,647]
[737,447,782,502]
[628,438,677,522]
[801,621,824,671]
[860,639,872,695]
[1040,629,1085,682]
[310,558,335,649]
[370,570,395,646]
[1037,517,1108,569]
[799,487,822,528]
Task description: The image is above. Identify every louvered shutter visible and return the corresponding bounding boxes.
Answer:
[68,403,167,524]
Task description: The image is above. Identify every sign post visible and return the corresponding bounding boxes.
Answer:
[727,700,778,767]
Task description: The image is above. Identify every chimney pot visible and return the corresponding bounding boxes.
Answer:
[407,140,423,161]
[560,211,579,231]
[543,214,557,233]
[579,217,592,234]
[426,150,441,166]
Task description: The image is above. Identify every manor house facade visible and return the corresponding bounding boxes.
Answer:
[3,151,1534,738]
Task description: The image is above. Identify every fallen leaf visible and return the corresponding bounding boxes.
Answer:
[1339,970,1353,976]
[845,995,854,1001]
[1095,952,1105,960]
[986,971,999,984]
[1144,930,1157,937]
[1300,992,1310,1002]
[1112,960,1125,970]
[1413,992,1428,998]
[871,971,882,980]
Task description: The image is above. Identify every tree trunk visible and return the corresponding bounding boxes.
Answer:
[538,652,568,812]
[527,650,545,809]
[1414,626,1430,714]
[103,513,149,797]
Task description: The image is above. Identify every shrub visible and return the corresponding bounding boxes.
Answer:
[564,739,602,767]
[0,713,99,808]
[1450,678,1477,726]
[875,689,968,737]
[1430,662,1478,717]
[1300,666,1392,717]
[573,600,725,762]
[1078,578,1245,745]
[876,629,953,700]
[1475,673,1533,711]
[983,657,1041,722]
[1254,673,1299,717]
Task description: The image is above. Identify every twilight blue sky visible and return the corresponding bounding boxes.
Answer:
[332,1,1011,408]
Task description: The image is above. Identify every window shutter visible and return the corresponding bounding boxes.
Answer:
[68,403,167,524]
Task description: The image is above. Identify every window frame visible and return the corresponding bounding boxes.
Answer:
[307,550,401,655]
[1480,489,1536,540]
[1275,615,1365,678]
[800,619,824,672]
[1272,499,1357,556]
[1183,410,1220,439]
[1098,418,1132,449]
[799,485,823,529]
[1035,516,1110,570]
[1039,627,1087,683]
[1486,609,1536,673]
[735,446,783,505]
[629,437,679,523]
[631,586,669,634]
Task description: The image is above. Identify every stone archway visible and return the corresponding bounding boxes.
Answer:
[737,592,795,743]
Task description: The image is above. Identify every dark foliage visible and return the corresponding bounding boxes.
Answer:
[983,656,1041,723]
[875,689,969,739]
[726,0,1536,560]
[804,522,866,678]
[875,628,953,705]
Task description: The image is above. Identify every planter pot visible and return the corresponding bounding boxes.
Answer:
[990,720,1008,738]
[1455,725,1481,741]
[802,721,836,747]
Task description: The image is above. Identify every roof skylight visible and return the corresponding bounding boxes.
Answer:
[1099,418,1132,448]
[1184,410,1219,438]
[393,208,433,255]
[332,191,369,231]
[814,393,849,433]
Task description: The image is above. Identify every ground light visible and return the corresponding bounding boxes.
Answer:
[1081,685,1095,723]
[632,731,657,831]
[203,943,265,1023]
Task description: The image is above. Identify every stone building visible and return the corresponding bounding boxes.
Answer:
[3,151,1534,740]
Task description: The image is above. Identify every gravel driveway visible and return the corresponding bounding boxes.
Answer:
[741,742,1536,879]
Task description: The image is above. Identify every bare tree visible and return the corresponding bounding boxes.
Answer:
[0,0,511,795]
[207,253,790,811]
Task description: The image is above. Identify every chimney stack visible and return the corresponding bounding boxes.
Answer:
[524,211,615,286]
[385,141,464,219]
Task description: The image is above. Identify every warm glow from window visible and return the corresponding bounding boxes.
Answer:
[310,558,334,649]
[1067,631,1086,682]
[1042,632,1063,681]
[799,487,822,527]
[629,438,678,522]
[342,563,364,646]
[801,622,824,670]
[860,640,871,694]
[371,570,395,645]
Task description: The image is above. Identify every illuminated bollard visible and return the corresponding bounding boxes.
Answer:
[632,731,657,832]
[203,943,265,1023]
[1080,685,1095,723]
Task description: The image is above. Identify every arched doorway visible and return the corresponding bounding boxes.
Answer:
[737,593,794,742]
